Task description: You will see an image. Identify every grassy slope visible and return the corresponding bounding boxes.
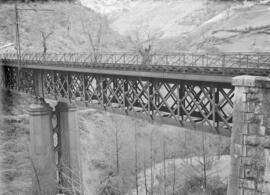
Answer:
[0,2,130,53]
[79,109,230,194]
[109,0,270,53]
[0,90,32,194]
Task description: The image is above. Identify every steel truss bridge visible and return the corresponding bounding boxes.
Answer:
[1,52,270,136]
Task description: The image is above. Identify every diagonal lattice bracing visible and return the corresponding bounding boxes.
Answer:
[4,66,18,90]
[152,81,178,120]
[55,73,69,100]
[103,77,125,109]
[19,69,35,94]
[181,84,213,127]
[43,71,55,99]
[1,65,234,136]
[69,73,84,101]
[84,75,102,104]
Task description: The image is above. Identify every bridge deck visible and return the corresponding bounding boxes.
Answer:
[1,60,233,83]
[1,52,270,81]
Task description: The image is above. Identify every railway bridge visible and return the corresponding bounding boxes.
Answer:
[1,52,270,195]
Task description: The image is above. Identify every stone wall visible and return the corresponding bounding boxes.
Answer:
[228,76,270,195]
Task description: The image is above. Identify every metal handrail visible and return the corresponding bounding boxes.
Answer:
[1,52,270,69]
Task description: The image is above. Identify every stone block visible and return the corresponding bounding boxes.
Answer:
[254,104,262,115]
[262,137,270,149]
[246,113,261,124]
[232,75,270,89]
[243,123,249,134]
[246,93,260,103]
[246,102,256,113]
[246,146,259,157]
[242,157,253,166]
[245,112,255,122]
[242,93,247,103]
[241,179,255,189]
[245,135,264,147]
[248,123,260,135]
[247,87,260,94]
[259,126,266,136]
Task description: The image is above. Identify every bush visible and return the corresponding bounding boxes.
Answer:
[182,175,227,195]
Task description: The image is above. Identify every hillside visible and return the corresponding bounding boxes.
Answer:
[1,0,270,53]
[0,2,130,53]
[82,0,270,53]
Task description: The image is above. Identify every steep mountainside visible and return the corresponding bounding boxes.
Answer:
[82,0,270,53]
[0,2,129,53]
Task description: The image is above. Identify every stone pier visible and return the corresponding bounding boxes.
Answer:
[28,98,57,195]
[227,76,270,195]
[55,102,82,194]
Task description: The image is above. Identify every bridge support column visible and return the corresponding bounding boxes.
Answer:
[34,70,43,97]
[28,98,57,195]
[55,102,83,194]
[227,76,270,195]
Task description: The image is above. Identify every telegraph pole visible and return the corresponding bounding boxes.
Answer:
[15,1,21,89]
[14,1,54,89]
[15,1,21,68]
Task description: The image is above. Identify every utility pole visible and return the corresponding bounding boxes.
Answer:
[14,1,54,89]
[15,1,21,89]
[15,1,21,68]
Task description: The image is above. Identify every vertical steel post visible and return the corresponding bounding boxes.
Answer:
[148,80,154,117]
[34,70,43,98]
[179,81,185,121]
[124,77,129,112]
[102,76,107,108]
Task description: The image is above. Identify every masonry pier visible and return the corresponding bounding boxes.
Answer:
[56,102,83,194]
[228,75,270,195]
[29,99,82,194]
[28,98,57,195]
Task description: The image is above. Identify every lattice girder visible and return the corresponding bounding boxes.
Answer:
[1,66,234,136]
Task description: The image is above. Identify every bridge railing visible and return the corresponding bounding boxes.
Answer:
[1,52,270,69]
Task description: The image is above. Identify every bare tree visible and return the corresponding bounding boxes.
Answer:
[139,44,152,65]
[150,129,154,195]
[33,10,55,57]
[143,151,148,195]
[115,125,120,176]
[196,131,215,194]
[162,138,167,195]
[172,152,176,195]
[127,21,163,64]
[111,117,122,176]
[81,20,104,62]
[31,158,83,195]
[201,132,207,193]
[40,31,53,58]
[134,122,139,195]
